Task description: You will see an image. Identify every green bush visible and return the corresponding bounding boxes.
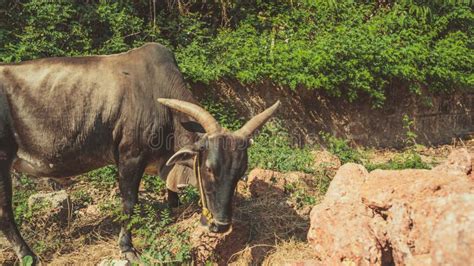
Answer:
[201,98,243,131]
[142,174,167,195]
[1,1,471,105]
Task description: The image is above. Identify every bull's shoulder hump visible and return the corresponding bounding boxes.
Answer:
[0,55,103,67]
[128,42,176,62]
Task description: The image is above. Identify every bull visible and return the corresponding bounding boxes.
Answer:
[0,43,279,263]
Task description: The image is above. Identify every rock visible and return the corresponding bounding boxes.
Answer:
[323,163,368,205]
[307,164,381,265]
[98,259,130,266]
[28,190,70,223]
[307,148,474,265]
[433,148,472,176]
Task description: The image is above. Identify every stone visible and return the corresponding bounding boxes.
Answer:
[307,149,474,265]
[28,190,70,223]
[433,148,472,176]
[307,163,382,265]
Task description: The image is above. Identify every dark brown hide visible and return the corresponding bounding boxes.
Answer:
[0,43,197,262]
[1,43,195,177]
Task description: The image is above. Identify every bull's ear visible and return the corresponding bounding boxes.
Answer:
[181,121,206,133]
[166,146,198,168]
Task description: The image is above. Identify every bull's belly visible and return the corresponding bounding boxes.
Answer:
[12,149,112,178]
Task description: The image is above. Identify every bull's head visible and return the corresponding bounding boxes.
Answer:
[157,98,280,233]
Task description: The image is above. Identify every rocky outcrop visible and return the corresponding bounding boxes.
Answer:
[307,149,474,265]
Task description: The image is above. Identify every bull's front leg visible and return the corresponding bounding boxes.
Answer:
[0,148,36,263]
[117,153,145,262]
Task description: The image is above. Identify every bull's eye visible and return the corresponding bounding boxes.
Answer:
[205,166,212,173]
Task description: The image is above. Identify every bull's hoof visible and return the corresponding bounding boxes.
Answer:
[122,250,141,264]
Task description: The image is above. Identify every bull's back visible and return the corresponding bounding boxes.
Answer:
[1,43,188,177]
[0,46,165,177]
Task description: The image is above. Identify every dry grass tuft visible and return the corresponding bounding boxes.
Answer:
[48,239,120,266]
[262,239,319,265]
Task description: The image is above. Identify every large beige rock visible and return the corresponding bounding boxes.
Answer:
[308,164,383,265]
[307,149,474,265]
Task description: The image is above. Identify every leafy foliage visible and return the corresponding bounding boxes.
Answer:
[142,174,167,195]
[320,129,432,171]
[12,174,37,226]
[130,204,192,264]
[85,166,117,189]
[1,1,472,104]
[249,121,315,173]
[201,97,243,131]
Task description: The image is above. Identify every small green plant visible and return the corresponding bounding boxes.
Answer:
[143,174,166,195]
[98,198,122,217]
[85,166,117,189]
[71,190,93,206]
[320,132,363,164]
[291,187,317,208]
[21,255,34,266]
[179,186,200,205]
[402,114,417,146]
[12,174,37,226]
[313,167,334,196]
[364,114,431,171]
[129,204,192,264]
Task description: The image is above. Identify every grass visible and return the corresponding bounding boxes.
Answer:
[12,173,38,226]
[249,121,315,174]
[85,166,117,189]
[319,131,434,171]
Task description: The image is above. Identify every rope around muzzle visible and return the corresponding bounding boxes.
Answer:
[193,154,214,225]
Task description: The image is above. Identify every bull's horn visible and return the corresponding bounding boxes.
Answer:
[157,98,222,133]
[235,101,281,138]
